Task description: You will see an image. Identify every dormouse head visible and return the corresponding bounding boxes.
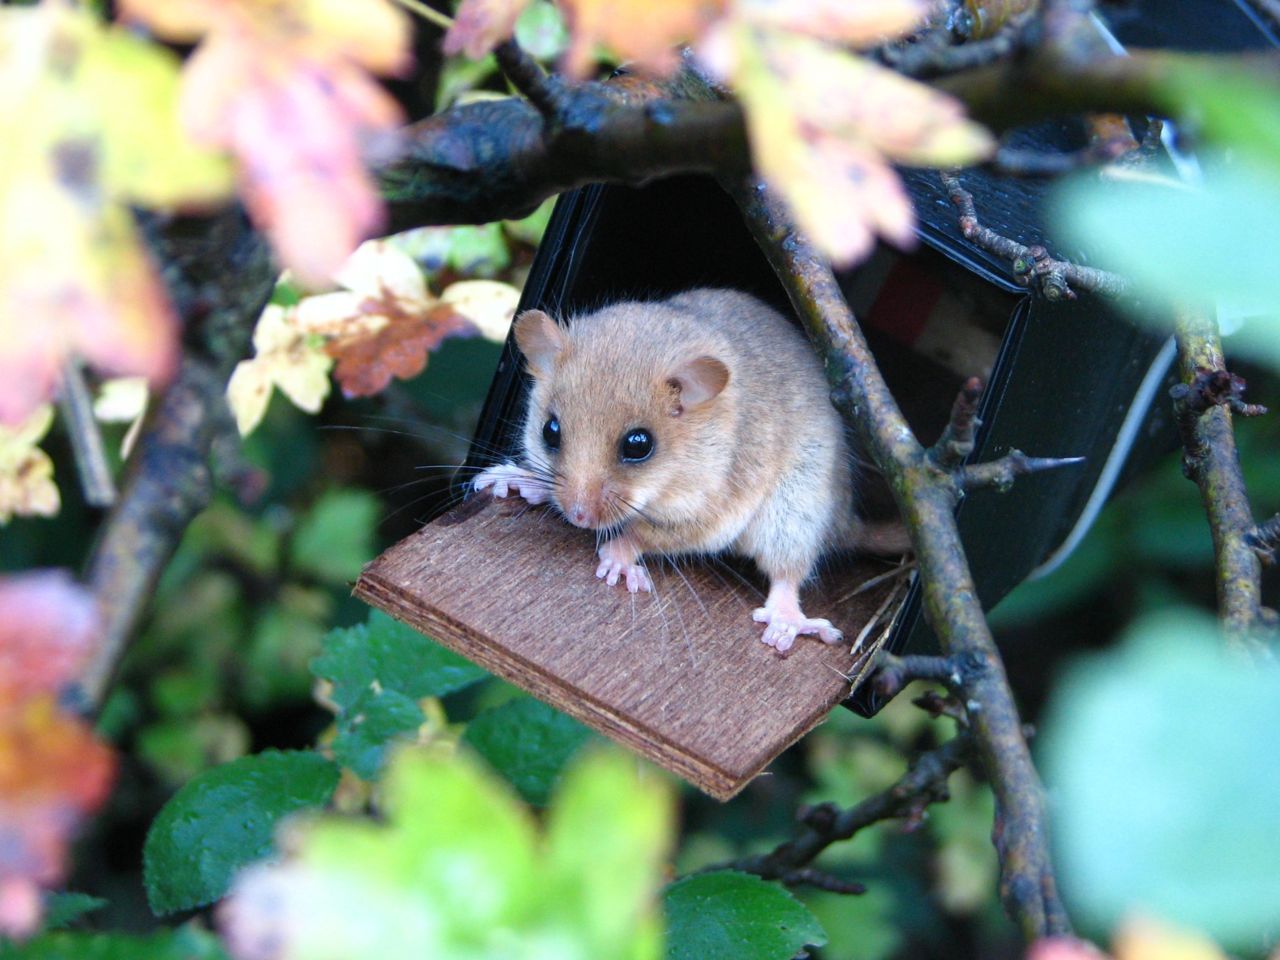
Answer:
[514,307,730,531]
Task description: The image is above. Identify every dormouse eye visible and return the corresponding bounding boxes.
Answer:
[619,428,655,463]
[542,416,561,451]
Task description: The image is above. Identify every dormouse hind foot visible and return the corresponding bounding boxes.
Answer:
[472,461,550,505]
[595,538,652,593]
[753,580,842,654]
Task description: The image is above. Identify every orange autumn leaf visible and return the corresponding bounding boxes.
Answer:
[327,304,475,397]
[560,0,727,77]
[120,0,412,287]
[294,239,478,398]
[0,571,115,940]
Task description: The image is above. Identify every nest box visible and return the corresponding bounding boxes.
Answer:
[355,0,1276,799]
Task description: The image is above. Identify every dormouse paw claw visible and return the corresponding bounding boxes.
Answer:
[752,607,843,654]
[595,556,653,593]
[473,462,549,505]
[595,541,652,593]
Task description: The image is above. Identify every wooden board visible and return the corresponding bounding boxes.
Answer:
[354,499,904,800]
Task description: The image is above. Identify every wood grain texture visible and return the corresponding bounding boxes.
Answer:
[355,499,904,800]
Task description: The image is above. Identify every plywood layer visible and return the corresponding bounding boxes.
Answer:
[354,499,901,799]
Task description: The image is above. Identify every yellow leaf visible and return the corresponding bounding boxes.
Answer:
[0,406,60,525]
[440,280,521,342]
[727,25,913,264]
[560,0,727,77]
[1113,918,1229,960]
[0,4,220,425]
[758,31,994,168]
[119,0,410,287]
[702,22,993,265]
[227,305,333,436]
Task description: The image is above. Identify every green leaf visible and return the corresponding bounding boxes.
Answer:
[664,871,827,960]
[1158,65,1280,172]
[514,1,569,61]
[288,489,379,584]
[313,610,487,710]
[143,750,340,915]
[278,749,540,951]
[1053,164,1280,370]
[1041,610,1280,948]
[331,687,424,780]
[313,610,487,778]
[544,749,672,958]
[40,893,107,931]
[0,928,228,960]
[218,746,673,960]
[464,696,593,805]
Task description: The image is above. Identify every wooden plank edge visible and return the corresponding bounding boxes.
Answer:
[354,566,752,800]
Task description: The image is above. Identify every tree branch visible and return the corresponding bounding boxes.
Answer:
[1170,306,1268,640]
[78,210,274,708]
[724,172,1071,939]
[376,79,748,230]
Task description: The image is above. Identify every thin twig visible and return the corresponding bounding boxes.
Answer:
[56,358,117,508]
[929,376,984,471]
[718,735,972,880]
[1247,513,1280,564]
[389,0,453,31]
[961,452,1086,492]
[494,39,568,118]
[940,170,1128,300]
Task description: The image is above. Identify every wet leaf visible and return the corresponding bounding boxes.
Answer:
[144,750,340,914]
[120,0,412,286]
[664,870,827,960]
[0,407,60,525]
[464,696,593,805]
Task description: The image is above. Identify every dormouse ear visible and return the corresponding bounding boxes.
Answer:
[514,309,567,378]
[667,356,729,414]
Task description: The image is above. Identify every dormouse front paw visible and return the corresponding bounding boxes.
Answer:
[472,462,551,505]
[595,539,652,593]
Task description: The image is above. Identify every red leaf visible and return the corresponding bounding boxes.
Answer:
[327,304,475,397]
